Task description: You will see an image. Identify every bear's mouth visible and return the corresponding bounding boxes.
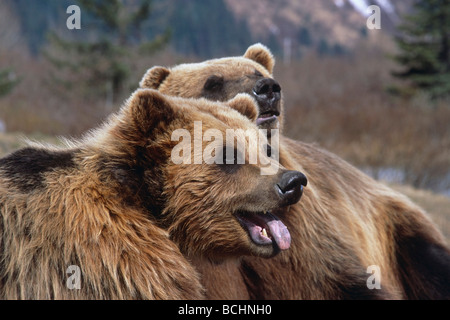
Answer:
[235,210,291,251]
[256,111,279,126]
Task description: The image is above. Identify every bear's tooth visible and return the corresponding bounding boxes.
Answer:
[261,228,268,238]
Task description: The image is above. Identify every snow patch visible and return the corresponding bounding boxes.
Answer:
[334,0,345,8]
[376,0,395,14]
[348,0,397,19]
[348,0,370,17]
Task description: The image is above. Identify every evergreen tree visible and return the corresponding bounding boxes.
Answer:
[44,0,169,106]
[393,0,450,98]
[0,69,19,98]
[147,0,253,58]
[298,27,312,47]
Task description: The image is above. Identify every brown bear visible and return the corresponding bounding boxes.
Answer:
[140,43,283,132]
[140,43,450,299]
[0,89,307,299]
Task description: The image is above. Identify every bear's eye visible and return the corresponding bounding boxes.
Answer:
[203,75,224,91]
[222,146,243,165]
[254,69,263,77]
[265,144,272,158]
[217,146,241,174]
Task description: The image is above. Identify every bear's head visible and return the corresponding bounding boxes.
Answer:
[113,89,306,260]
[140,43,283,131]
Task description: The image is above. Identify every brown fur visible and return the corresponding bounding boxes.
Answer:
[243,138,450,299]
[0,89,297,299]
[140,54,272,100]
[139,44,284,130]
[140,44,450,299]
[243,43,275,74]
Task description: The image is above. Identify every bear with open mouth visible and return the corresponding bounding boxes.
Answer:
[0,89,306,299]
[140,44,450,299]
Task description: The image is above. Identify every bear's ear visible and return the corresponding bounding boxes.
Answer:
[226,93,258,122]
[140,66,171,89]
[244,43,275,74]
[128,89,176,135]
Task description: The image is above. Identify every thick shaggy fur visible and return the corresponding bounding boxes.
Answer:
[243,138,450,299]
[0,89,291,299]
[140,44,450,299]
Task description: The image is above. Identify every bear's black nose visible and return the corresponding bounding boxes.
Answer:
[253,78,281,104]
[252,78,282,129]
[276,170,307,206]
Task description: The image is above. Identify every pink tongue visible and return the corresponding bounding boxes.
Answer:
[240,212,291,250]
[256,114,277,126]
[266,219,291,250]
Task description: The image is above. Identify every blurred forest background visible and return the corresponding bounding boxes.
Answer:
[0,0,449,237]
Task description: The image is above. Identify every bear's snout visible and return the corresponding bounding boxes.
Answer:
[253,78,281,102]
[252,78,282,128]
[276,170,307,206]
